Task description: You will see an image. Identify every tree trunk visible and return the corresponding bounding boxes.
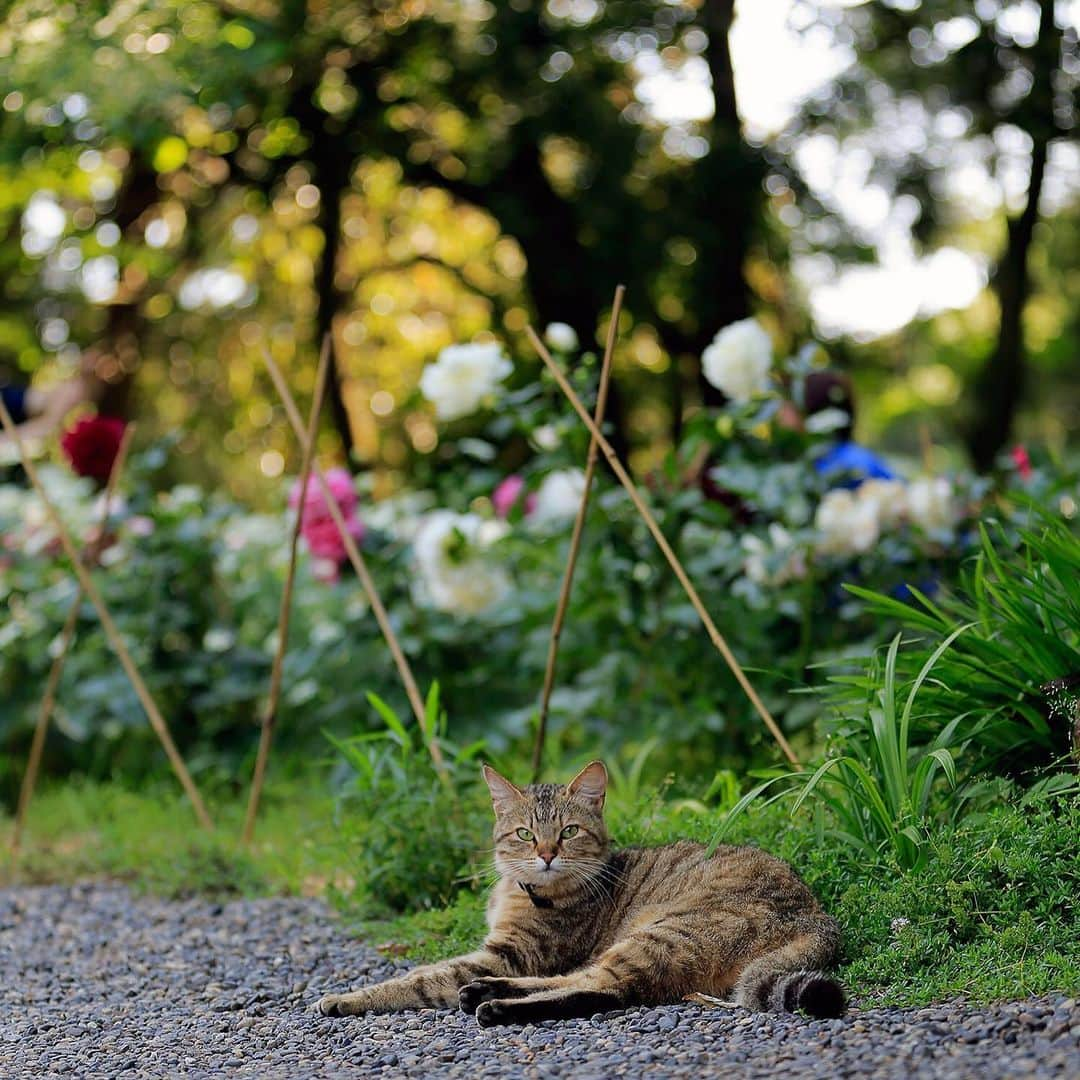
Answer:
[968,138,1047,470]
[967,0,1056,470]
[95,157,159,417]
[677,0,762,409]
[311,141,356,466]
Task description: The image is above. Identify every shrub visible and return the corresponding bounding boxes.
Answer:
[712,629,976,870]
[847,510,1080,773]
[327,685,489,915]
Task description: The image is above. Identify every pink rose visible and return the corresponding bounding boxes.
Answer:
[290,467,358,518]
[289,467,364,571]
[492,474,536,519]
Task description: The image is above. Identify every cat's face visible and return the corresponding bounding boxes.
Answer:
[483,761,609,889]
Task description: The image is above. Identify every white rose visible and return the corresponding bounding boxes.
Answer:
[742,523,807,586]
[804,407,852,436]
[0,486,24,519]
[203,628,236,652]
[907,477,956,533]
[544,322,579,352]
[701,318,774,404]
[531,468,586,528]
[97,543,128,568]
[363,490,436,543]
[419,342,513,422]
[127,515,156,538]
[857,479,908,531]
[413,510,511,615]
[815,489,880,556]
[92,492,128,521]
[532,424,561,452]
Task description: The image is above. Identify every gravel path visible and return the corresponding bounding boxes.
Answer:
[1,883,1077,1079]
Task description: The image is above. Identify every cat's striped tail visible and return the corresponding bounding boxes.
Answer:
[746,969,846,1018]
[733,930,846,1019]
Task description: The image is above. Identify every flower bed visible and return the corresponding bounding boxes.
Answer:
[0,322,1070,792]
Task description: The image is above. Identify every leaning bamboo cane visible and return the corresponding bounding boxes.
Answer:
[242,337,332,845]
[0,399,216,828]
[531,285,625,780]
[525,326,801,769]
[258,346,448,777]
[9,424,136,854]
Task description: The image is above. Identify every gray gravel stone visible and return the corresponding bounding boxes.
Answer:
[1,883,1078,1079]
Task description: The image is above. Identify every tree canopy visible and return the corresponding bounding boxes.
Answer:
[1,0,1077,499]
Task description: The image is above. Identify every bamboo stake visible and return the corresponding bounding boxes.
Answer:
[10,425,136,854]
[0,399,215,829]
[525,326,801,769]
[530,285,625,780]
[242,337,332,845]
[258,346,447,777]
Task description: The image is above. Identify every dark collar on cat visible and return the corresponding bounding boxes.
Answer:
[518,882,555,909]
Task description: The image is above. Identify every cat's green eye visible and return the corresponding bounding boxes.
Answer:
[560,825,579,839]
[516,828,534,842]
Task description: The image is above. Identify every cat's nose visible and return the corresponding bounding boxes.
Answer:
[537,850,557,867]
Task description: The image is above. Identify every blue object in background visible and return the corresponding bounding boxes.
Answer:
[814,440,896,486]
[1,385,29,424]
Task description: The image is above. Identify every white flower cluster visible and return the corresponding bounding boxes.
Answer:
[531,468,586,528]
[0,466,96,557]
[413,510,511,615]
[419,342,512,421]
[742,523,808,586]
[544,322,579,352]
[814,477,959,557]
[701,318,774,404]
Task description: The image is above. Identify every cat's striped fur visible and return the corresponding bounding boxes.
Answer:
[317,761,845,1026]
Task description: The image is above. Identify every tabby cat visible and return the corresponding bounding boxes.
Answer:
[316,761,845,1026]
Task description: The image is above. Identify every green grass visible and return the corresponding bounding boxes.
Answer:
[3,774,1077,1008]
[0,774,346,900]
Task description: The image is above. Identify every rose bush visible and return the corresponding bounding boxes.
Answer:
[1,319,1072,797]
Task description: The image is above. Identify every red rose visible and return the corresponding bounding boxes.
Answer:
[1010,444,1033,482]
[60,416,127,483]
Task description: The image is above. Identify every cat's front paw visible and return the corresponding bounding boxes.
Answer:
[459,979,510,1014]
[474,999,516,1028]
[316,993,365,1017]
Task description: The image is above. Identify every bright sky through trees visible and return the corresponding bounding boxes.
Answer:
[654,0,1079,339]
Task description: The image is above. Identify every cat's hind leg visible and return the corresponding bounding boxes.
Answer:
[732,929,846,1019]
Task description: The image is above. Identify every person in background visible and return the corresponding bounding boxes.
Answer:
[0,347,103,448]
[779,370,896,486]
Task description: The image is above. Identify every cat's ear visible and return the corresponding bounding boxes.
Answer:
[482,764,524,812]
[566,760,607,808]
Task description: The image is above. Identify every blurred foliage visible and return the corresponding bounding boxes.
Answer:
[2,332,1067,803]
[777,0,1079,465]
[0,0,769,499]
[1,1,1077,495]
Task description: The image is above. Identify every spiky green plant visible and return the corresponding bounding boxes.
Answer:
[846,511,1080,770]
[713,628,973,870]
